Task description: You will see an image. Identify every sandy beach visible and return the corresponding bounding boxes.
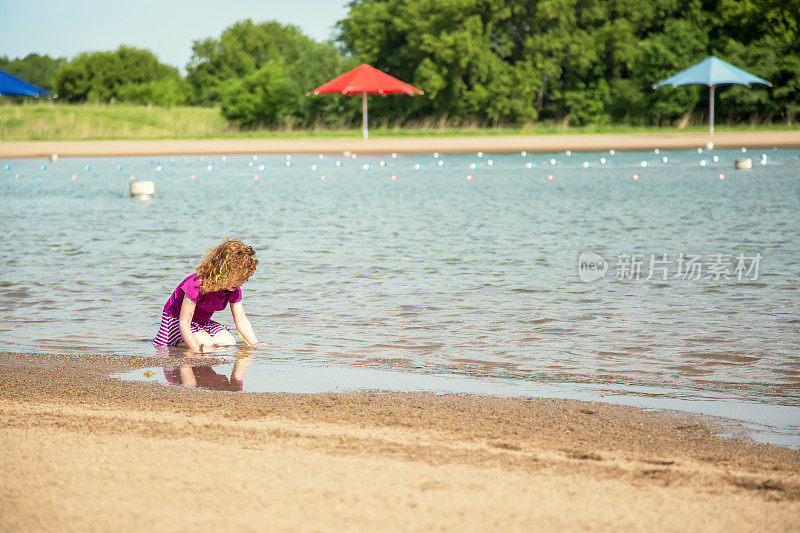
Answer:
[1,351,798,532]
[1,130,799,158]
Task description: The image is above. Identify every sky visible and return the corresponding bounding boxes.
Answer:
[0,0,350,71]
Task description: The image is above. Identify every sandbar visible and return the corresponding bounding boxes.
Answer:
[1,351,798,531]
[1,130,800,158]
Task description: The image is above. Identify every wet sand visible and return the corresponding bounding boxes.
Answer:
[2,130,799,158]
[1,352,798,531]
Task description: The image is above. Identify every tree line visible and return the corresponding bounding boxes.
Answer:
[2,0,798,128]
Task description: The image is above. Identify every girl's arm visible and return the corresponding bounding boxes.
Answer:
[179,366,198,388]
[179,295,203,352]
[231,300,259,345]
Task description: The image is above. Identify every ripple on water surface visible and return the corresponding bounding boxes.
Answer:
[2,149,800,443]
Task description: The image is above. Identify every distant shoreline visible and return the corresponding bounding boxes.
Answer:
[2,130,800,158]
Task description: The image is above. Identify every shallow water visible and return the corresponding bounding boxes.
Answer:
[2,147,799,444]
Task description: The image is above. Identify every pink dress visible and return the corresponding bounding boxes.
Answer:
[153,274,242,346]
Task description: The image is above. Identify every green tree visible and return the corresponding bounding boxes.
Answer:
[188,19,318,105]
[54,47,180,103]
[337,0,798,127]
[195,19,360,127]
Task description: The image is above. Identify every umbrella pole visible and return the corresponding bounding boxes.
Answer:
[362,91,368,141]
[709,85,715,136]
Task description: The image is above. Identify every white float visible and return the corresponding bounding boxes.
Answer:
[130,180,155,199]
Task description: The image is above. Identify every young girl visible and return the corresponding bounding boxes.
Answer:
[153,238,259,352]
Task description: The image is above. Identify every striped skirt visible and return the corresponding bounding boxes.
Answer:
[152,310,230,346]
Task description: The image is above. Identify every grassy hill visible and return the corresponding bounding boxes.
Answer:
[1,101,797,142]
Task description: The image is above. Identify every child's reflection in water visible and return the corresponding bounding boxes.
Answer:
[163,351,253,391]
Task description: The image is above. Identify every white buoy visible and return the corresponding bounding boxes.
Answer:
[525,162,534,169]
[661,156,669,164]
[258,164,266,171]
[413,163,422,170]
[437,160,444,167]
[285,155,291,160]
[565,150,572,156]
[391,153,398,159]
[697,148,703,154]
[609,149,615,155]
[599,157,607,165]
[248,161,254,167]
[49,154,59,163]
[740,147,747,153]
[734,158,752,170]
[130,180,155,199]
[350,153,357,159]
[433,152,439,158]
[549,158,557,166]
[486,159,494,166]
[469,163,478,169]
[520,151,527,157]
[700,160,710,166]
[379,161,387,167]
[640,161,649,167]
[311,164,319,170]
[318,154,324,160]
[706,141,714,150]
[654,148,660,154]
[362,163,371,170]
[335,160,343,167]
[582,161,590,168]
[477,152,484,158]
[712,155,720,163]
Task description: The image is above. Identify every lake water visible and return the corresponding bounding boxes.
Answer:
[2,147,799,446]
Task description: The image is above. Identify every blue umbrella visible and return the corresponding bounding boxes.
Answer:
[0,69,51,97]
[653,56,771,135]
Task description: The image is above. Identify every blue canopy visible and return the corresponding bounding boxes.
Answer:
[0,69,51,97]
[652,56,771,136]
[653,56,772,89]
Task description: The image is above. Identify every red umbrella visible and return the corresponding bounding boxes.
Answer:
[309,64,423,141]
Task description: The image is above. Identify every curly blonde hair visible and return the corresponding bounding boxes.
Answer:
[196,238,258,294]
